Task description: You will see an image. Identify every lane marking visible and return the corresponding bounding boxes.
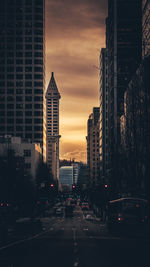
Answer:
[74,262,79,267]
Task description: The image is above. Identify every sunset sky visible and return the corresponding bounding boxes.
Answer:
[45,0,107,162]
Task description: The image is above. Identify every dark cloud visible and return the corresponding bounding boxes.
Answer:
[46,0,107,37]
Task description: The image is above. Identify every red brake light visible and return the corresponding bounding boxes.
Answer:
[118,213,124,221]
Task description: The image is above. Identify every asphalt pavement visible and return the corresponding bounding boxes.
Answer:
[0,206,150,267]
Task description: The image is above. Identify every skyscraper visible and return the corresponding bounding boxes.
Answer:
[46,72,61,181]
[0,0,46,159]
[99,48,108,181]
[107,0,142,185]
[86,107,100,187]
[142,0,150,57]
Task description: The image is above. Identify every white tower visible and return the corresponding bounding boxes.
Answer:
[46,72,61,181]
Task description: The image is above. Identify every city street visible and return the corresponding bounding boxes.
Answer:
[0,206,150,267]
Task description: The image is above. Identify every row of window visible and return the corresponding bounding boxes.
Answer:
[0,67,43,72]
[0,111,43,116]
[0,131,42,140]
[0,81,43,87]
[0,119,42,125]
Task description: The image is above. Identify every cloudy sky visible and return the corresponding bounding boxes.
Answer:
[45,0,107,162]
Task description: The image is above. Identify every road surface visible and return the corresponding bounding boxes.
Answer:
[0,206,150,267]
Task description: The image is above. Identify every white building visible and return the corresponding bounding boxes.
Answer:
[59,166,73,191]
[46,72,61,181]
[0,136,42,179]
[72,163,80,184]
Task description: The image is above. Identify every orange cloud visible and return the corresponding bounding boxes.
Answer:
[46,0,107,162]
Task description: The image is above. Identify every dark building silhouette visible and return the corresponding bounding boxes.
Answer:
[86,107,100,187]
[120,55,150,198]
[0,0,46,159]
[142,0,150,57]
[99,48,108,182]
[107,0,142,194]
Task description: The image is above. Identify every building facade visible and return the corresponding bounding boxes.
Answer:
[121,55,150,197]
[72,163,80,185]
[86,107,100,187]
[46,72,61,181]
[99,48,109,182]
[107,0,142,191]
[0,135,42,179]
[59,166,73,191]
[142,0,150,57]
[0,0,46,160]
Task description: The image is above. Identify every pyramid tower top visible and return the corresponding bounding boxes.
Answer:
[46,72,61,98]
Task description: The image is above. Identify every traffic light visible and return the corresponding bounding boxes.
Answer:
[104,184,108,189]
[72,185,75,189]
[50,183,54,188]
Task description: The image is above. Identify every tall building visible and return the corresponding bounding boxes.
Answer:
[99,48,108,182]
[0,0,46,160]
[121,55,150,196]
[46,72,61,181]
[86,107,100,187]
[107,0,142,188]
[142,0,150,57]
[59,166,73,192]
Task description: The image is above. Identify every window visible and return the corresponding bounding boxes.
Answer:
[16,119,23,123]
[16,89,23,94]
[25,96,32,101]
[25,111,32,116]
[24,149,31,157]
[16,104,23,109]
[25,104,32,109]
[34,66,43,72]
[16,126,22,131]
[16,96,23,101]
[16,67,23,72]
[16,111,23,116]
[25,119,32,124]
[25,74,32,79]
[25,67,32,72]
[25,89,32,94]
[25,126,32,131]
[25,59,32,64]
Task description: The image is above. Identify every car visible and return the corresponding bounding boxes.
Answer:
[84,214,95,221]
[81,202,89,210]
[55,208,63,216]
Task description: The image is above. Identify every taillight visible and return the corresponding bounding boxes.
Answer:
[118,213,124,221]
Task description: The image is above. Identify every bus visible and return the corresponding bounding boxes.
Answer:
[107,197,149,233]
